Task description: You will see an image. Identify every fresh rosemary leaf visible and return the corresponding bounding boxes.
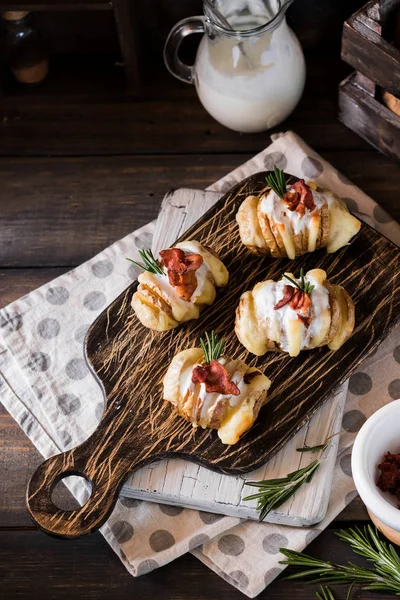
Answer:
[316,585,335,600]
[300,268,315,294]
[283,273,302,290]
[199,331,225,364]
[266,166,287,199]
[283,269,315,294]
[297,444,328,453]
[297,432,340,454]
[345,582,355,600]
[126,249,163,275]
[279,525,400,595]
[243,460,320,521]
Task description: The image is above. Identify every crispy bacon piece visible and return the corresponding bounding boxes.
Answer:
[243,370,259,384]
[377,452,400,494]
[160,248,203,273]
[297,314,312,328]
[282,179,316,218]
[275,284,313,326]
[274,286,312,314]
[274,285,295,309]
[166,269,198,301]
[159,248,203,301]
[191,360,240,396]
[289,289,312,314]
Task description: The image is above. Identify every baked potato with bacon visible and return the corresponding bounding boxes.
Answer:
[236,167,361,259]
[163,332,271,445]
[235,268,355,357]
[130,241,229,331]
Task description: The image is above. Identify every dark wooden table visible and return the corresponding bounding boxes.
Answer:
[0,46,399,599]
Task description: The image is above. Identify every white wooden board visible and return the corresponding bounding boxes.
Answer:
[120,188,346,525]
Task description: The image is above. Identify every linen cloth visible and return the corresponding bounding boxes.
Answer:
[1,131,399,598]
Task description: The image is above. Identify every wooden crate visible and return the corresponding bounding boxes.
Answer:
[339,0,400,160]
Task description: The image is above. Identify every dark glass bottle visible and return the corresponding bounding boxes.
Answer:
[1,11,48,84]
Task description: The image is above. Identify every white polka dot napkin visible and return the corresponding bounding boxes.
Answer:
[0,131,399,598]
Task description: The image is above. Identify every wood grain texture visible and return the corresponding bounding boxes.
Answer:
[339,72,400,162]
[0,268,69,306]
[0,0,110,9]
[122,392,344,525]
[112,0,141,93]
[0,36,396,600]
[342,1,400,98]
[0,529,381,600]
[0,404,368,527]
[26,171,400,539]
[0,53,364,156]
[121,186,345,526]
[0,403,43,527]
[340,0,400,161]
[0,151,399,269]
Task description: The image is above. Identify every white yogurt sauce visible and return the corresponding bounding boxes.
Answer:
[253,274,329,352]
[260,187,334,236]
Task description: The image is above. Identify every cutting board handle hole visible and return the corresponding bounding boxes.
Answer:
[50,472,93,512]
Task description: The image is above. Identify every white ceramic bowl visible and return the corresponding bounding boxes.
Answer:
[352,399,400,532]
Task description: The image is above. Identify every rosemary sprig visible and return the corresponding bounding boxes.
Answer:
[266,166,287,199]
[126,249,163,275]
[316,586,335,600]
[279,525,400,595]
[345,582,355,600]
[243,460,320,522]
[283,268,315,294]
[297,432,340,454]
[199,331,226,364]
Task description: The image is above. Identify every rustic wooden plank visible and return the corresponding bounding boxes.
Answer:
[25,170,399,538]
[0,96,365,157]
[0,405,370,527]
[0,0,111,9]
[0,404,43,527]
[342,9,400,97]
[0,151,399,269]
[0,529,387,599]
[112,0,141,93]
[339,72,400,162]
[0,266,371,529]
[0,154,237,267]
[0,52,366,156]
[123,391,345,524]
[121,187,346,526]
[0,268,69,306]
[0,396,370,528]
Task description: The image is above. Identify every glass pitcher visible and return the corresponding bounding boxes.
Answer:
[164,0,305,133]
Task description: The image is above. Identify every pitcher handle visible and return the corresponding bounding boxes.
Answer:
[164,16,205,85]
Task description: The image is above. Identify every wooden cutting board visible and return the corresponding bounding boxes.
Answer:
[26,172,400,538]
[120,187,346,525]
